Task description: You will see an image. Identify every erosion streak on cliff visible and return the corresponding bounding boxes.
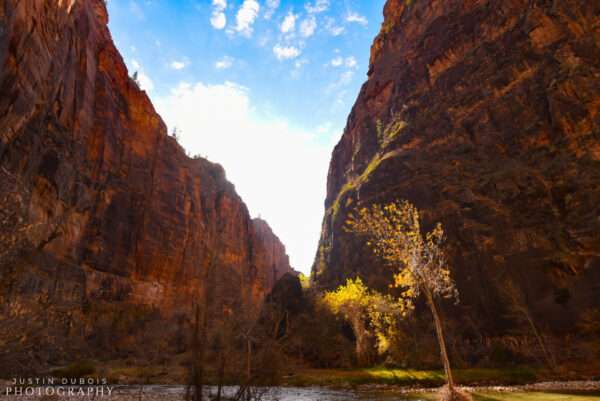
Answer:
[0,0,292,369]
[313,0,600,364]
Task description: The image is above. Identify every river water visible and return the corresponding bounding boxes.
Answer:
[108,384,600,401]
[110,385,429,401]
[5,383,600,400]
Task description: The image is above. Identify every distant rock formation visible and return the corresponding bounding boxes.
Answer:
[0,0,292,372]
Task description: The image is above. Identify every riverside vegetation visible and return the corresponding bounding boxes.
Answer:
[40,202,599,401]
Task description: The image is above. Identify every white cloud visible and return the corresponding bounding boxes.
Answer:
[138,72,154,92]
[280,12,297,33]
[325,17,345,36]
[345,11,368,26]
[215,56,234,69]
[154,81,334,272]
[330,56,343,67]
[170,60,187,70]
[305,0,329,14]
[264,0,280,19]
[299,16,317,38]
[211,12,227,29]
[210,0,227,29]
[273,44,301,60]
[330,56,356,68]
[235,0,260,37]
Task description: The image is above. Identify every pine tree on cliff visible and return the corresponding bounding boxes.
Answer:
[347,200,460,398]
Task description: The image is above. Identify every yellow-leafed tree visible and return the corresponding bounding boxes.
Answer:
[324,277,401,366]
[346,200,459,396]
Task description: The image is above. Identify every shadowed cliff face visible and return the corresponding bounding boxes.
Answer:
[313,0,600,363]
[0,0,292,370]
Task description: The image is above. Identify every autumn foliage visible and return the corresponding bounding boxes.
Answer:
[346,200,460,397]
[323,278,400,366]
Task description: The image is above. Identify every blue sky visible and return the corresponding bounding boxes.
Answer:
[107,0,385,273]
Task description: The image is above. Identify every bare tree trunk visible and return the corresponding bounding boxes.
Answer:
[352,316,368,366]
[216,350,225,401]
[246,337,252,381]
[425,289,455,392]
[524,312,556,371]
[503,280,557,371]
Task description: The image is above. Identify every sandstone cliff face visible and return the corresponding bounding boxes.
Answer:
[313,0,600,365]
[252,218,296,290]
[0,0,291,370]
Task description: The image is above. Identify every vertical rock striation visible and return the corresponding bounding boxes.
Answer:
[313,0,600,365]
[0,0,292,370]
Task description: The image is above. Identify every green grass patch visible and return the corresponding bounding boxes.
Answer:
[454,367,538,385]
[473,392,600,401]
[405,393,437,401]
[284,367,538,387]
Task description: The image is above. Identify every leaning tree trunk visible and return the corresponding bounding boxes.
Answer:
[425,289,455,393]
[523,311,557,371]
[246,336,252,381]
